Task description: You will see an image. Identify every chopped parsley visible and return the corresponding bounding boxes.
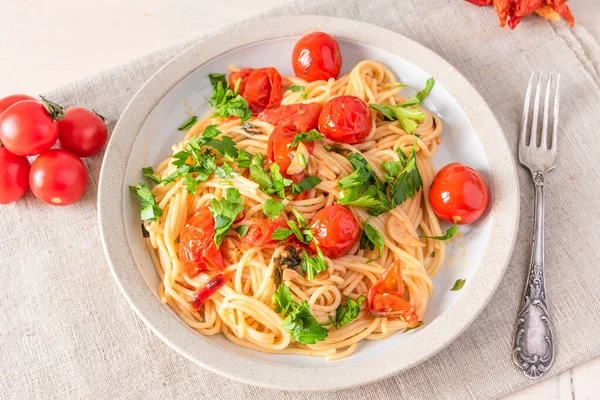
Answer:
[262,199,285,219]
[369,77,435,134]
[288,85,307,100]
[142,166,161,184]
[234,225,250,238]
[208,73,252,121]
[272,283,329,344]
[208,188,244,248]
[359,220,385,262]
[422,220,458,241]
[388,145,423,206]
[288,129,323,149]
[451,279,466,291]
[290,176,321,195]
[248,153,293,199]
[177,116,197,131]
[129,183,163,222]
[301,247,328,281]
[330,295,366,328]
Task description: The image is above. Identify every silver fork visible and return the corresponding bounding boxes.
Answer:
[512,72,560,379]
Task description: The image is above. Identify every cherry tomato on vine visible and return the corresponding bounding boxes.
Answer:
[0,147,30,204]
[180,206,225,278]
[0,98,64,156]
[0,94,36,116]
[308,204,359,258]
[267,125,315,177]
[292,32,342,82]
[318,95,372,144]
[229,67,282,113]
[429,163,489,225]
[29,149,87,206]
[367,261,419,327]
[58,107,108,157]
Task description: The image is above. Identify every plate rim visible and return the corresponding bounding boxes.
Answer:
[98,15,520,391]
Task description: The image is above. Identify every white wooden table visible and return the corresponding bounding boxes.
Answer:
[1,1,598,398]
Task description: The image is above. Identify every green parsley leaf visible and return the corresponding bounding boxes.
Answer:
[208,74,252,121]
[301,247,328,281]
[214,162,238,178]
[271,227,294,241]
[451,279,466,291]
[142,166,161,184]
[369,103,424,135]
[422,220,458,241]
[236,149,252,169]
[288,129,323,149]
[360,220,385,262]
[249,153,274,191]
[281,301,328,344]
[262,199,285,219]
[403,77,435,106]
[288,85,307,99]
[272,283,294,315]
[234,225,250,238]
[404,320,424,332]
[206,135,239,161]
[381,161,402,179]
[389,145,423,207]
[333,295,366,328]
[182,173,197,194]
[130,184,163,222]
[177,116,197,131]
[270,163,293,199]
[290,176,321,195]
[208,188,244,248]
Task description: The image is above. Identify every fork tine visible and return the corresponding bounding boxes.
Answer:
[529,72,544,147]
[550,73,561,153]
[540,73,552,148]
[520,72,535,150]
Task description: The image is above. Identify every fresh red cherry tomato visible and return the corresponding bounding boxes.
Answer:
[292,32,342,82]
[0,99,64,156]
[190,271,231,310]
[367,261,419,327]
[180,206,225,278]
[308,204,359,258]
[229,67,282,113]
[259,103,322,132]
[429,163,489,225]
[267,126,315,177]
[0,147,30,204]
[57,107,108,157]
[0,94,36,116]
[318,95,372,144]
[29,149,87,206]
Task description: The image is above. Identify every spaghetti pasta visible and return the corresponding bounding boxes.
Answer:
[141,59,445,360]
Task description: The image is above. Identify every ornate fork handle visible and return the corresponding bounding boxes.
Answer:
[512,171,554,378]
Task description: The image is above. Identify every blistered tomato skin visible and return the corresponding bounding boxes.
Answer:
[0,147,30,204]
[318,96,372,144]
[308,204,360,258]
[429,163,489,225]
[292,32,342,82]
[180,206,225,278]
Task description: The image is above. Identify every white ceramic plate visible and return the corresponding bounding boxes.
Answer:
[98,16,519,391]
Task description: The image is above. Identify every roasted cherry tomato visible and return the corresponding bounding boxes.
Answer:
[0,99,63,156]
[0,147,30,204]
[29,149,87,206]
[190,271,231,310]
[0,94,36,116]
[367,261,419,327]
[267,126,315,177]
[229,67,282,113]
[292,32,342,82]
[180,206,225,278]
[318,95,372,144]
[308,204,359,258]
[429,163,489,225]
[241,218,304,250]
[58,107,108,157]
[259,103,322,133]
